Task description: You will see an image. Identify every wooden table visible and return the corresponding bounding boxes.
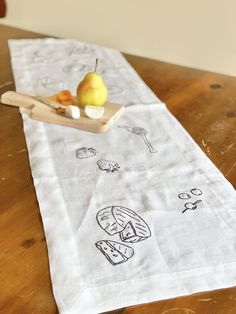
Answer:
[0,24,235,314]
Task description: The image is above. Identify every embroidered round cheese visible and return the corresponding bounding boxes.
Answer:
[96,206,151,243]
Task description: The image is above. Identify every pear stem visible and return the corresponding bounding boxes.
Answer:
[94,58,99,72]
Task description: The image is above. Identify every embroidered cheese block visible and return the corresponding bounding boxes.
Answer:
[95,240,134,266]
[96,206,151,243]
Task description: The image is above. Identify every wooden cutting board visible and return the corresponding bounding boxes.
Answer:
[0,91,125,133]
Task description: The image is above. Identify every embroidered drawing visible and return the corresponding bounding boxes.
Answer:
[190,188,202,196]
[182,200,202,213]
[96,206,151,243]
[67,45,94,56]
[95,240,134,266]
[38,77,64,92]
[76,147,97,159]
[178,193,191,200]
[118,125,157,153]
[97,159,120,173]
[178,188,203,213]
[32,51,57,64]
[62,62,91,73]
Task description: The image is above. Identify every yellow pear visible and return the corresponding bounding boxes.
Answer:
[77,59,108,108]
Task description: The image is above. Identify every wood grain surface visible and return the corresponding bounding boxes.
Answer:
[0,0,6,17]
[0,24,235,314]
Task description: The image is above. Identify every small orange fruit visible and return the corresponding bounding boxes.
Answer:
[57,90,74,105]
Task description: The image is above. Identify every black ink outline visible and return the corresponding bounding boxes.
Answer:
[178,193,191,200]
[95,240,134,266]
[62,62,91,73]
[38,77,64,92]
[190,188,203,196]
[182,200,202,214]
[67,45,95,56]
[178,188,204,213]
[76,147,97,159]
[32,51,58,64]
[96,206,151,242]
[97,159,120,173]
[118,125,157,153]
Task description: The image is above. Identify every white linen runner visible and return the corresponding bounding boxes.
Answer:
[9,39,236,314]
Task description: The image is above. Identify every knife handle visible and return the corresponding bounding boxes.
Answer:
[0,91,37,109]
